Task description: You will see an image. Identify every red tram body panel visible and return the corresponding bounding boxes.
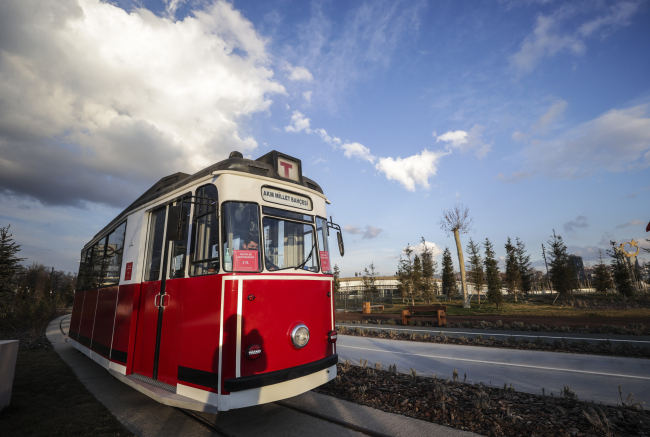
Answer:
[67,150,340,411]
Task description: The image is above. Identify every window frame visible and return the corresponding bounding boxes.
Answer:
[75,219,128,291]
[189,184,220,277]
[221,201,263,273]
[260,212,320,273]
[169,192,192,279]
[315,215,331,274]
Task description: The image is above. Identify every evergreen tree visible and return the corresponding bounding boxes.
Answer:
[441,247,455,298]
[515,238,532,295]
[466,238,484,304]
[412,255,423,302]
[483,238,502,309]
[362,262,379,294]
[333,264,341,293]
[0,225,25,322]
[504,237,521,301]
[396,244,415,304]
[607,241,634,297]
[547,230,577,301]
[420,237,439,304]
[593,250,612,293]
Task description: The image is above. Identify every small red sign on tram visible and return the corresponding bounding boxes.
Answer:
[124,262,133,281]
[319,251,331,272]
[233,250,259,271]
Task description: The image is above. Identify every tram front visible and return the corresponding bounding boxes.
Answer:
[213,150,343,411]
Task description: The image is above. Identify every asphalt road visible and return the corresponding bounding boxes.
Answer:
[336,323,650,346]
[47,315,478,437]
[337,334,650,406]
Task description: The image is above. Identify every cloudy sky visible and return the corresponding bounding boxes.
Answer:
[1,0,649,277]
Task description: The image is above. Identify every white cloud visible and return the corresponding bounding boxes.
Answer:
[284,111,312,133]
[513,100,568,142]
[510,2,640,75]
[435,125,493,159]
[344,225,363,234]
[507,104,650,181]
[408,240,442,260]
[303,91,313,102]
[375,149,448,191]
[315,128,342,147]
[436,130,468,147]
[285,64,314,82]
[344,224,383,239]
[342,142,375,163]
[616,219,645,229]
[288,0,425,111]
[0,0,284,207]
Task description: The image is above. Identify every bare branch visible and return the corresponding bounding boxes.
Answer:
[438,203,473,236]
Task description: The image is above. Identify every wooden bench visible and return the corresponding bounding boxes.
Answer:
[362,302,385,314]
[401,305,447,326]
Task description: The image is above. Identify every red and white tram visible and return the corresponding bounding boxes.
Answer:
[68,150,344,412]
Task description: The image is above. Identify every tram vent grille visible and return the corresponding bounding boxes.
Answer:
[129,373,177,394]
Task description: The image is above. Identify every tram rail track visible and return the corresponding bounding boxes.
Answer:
[176,400,393,437]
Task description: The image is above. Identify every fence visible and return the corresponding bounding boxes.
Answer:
[335,292,395,311]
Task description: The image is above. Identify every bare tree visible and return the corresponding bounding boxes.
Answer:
[439,204,473,308]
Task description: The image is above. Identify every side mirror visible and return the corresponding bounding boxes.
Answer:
[337,231,345,257]
[166,206,187,241]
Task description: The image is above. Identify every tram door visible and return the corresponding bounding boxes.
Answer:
[132,206,174,382]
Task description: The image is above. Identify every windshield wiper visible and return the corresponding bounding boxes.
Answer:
[295,242,316,270]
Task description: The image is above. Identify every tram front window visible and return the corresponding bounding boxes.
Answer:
[222,202,261,272]
[262,217,318,272]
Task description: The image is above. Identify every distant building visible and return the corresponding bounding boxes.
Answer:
[568,255,587,282]
[338,276,400,295]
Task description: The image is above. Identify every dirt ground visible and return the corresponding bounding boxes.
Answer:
[336,312,650,328]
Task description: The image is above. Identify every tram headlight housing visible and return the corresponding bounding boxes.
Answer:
[291,324,310,349]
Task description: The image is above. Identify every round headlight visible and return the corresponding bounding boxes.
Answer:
[291,324,310,349]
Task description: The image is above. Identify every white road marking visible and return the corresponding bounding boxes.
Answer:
[336,324,650,343]
[338,344,650,380]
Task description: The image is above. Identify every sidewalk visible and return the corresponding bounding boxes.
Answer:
[47,315,481,437]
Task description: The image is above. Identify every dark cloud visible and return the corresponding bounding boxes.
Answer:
[562,215,588,233]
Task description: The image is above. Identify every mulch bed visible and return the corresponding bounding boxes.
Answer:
[0,326,54,351]
[315,362,649,437]
[337,312,650,329]
[338,327,650,359]
[336,313,650,335]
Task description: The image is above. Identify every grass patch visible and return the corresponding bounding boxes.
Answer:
[373,296,650,318]
[0,349,133,436]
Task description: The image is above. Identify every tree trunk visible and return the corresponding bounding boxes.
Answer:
[453,229,470,308]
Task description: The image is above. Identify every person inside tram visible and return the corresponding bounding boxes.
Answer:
[242,234,258,251]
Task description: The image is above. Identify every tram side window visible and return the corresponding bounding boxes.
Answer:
[76,249,90,291]
[316,217,332,274]
[144,208,167,282]
[102,222,127,286]
[171,194,192,278]
[90,239,106,289]
[222,202,261,272]
[190,185,219,276]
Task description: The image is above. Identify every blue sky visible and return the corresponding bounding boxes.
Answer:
[0,0,649,277]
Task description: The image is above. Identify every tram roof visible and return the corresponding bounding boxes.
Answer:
[91,150,324,243]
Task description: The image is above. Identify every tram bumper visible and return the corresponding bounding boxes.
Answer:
[224,354,338,392]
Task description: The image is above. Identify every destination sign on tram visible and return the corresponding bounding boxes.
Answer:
[262,187,312,211]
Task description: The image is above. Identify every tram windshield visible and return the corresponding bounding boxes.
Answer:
[262,209,318,272]
[222,202,262,272]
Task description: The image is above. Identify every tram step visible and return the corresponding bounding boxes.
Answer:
[109,369,219,414]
